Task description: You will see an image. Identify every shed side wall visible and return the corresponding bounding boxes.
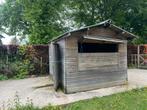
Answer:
[49,39,66,90]
[57,39,66,89]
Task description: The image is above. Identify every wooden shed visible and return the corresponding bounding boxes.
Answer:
[49,20,136,93]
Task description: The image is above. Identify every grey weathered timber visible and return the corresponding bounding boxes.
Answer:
[49,20,136,93]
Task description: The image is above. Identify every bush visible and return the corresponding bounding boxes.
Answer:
[0,74,8,80]
[12,46,35,79]
[0,45,48,80]
[13,60,34,79]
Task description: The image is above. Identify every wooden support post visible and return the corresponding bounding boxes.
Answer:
[135,54,136,66]
[6,55,9,68]
[131,54,134,65]
[137,45,140,68]
[40,57,43,74]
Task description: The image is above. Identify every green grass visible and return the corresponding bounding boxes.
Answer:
[9,88,147,110]
[64,88,147,110]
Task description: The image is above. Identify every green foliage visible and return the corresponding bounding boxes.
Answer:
[20,0,65,44]
[0,45,49,80]
[67,0,147,44]
[0,0,146,44]
[0,0,65,44]
[42,105,62,110]
[0,0,28,36]
[6,88,147,110]
[12,45,35,79]
[13,60,34,79]
[0,45,35,80]
[64,87,147,110]
[0,74,8,80]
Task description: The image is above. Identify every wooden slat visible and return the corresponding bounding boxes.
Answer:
[78,53,119,71]
[67,80,127,93]
[67,72,126,84]
[84,35,125,43]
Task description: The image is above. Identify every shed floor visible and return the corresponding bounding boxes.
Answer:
[0,69,147,109]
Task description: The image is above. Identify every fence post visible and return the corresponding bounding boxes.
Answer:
[137,45,140,68]
[6,55,9,68]
[40,57,43,74]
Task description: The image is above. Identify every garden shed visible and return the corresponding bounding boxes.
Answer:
[49,20,136,93]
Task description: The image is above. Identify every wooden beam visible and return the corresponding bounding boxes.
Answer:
[137,45,140,68]
[83,35,125,43]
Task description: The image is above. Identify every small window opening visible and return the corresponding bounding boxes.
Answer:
[78,43,118,53]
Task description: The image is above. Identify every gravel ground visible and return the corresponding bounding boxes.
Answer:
[0,69,147,109]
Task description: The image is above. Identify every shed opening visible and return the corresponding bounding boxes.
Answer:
[78,43,118,53]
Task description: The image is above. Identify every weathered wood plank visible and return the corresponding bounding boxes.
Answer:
[67,80,127,93]
[78,53,119,71]
[66,69,126,77]
[67,74,126,85]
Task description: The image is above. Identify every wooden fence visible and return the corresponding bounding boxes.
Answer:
[1,44,146,77]
[0,45,49,76]
[128,45,147,68]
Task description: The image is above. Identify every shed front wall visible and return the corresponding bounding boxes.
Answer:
[64,27,127,93]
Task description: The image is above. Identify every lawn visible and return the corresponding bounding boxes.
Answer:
[9,88,147,110]
[64,87,147,110]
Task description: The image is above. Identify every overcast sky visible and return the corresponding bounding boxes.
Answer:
[0,0,5,4]
[0,0,14,44]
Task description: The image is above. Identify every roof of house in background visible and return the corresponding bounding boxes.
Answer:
[49,19,137,43]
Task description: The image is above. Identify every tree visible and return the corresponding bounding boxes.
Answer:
[0,0,28,36]
[0,0,146,44]
[0,0,66,44]
[67,0,147,44]
[18,0,66,44]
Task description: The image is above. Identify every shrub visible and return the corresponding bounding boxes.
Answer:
[12,46,35,79]
[0,45,48,80]
[0,74,8,80]
[13,60,34,79]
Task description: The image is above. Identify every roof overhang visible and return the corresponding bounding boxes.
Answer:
[83,35,126,43]
[110,24,138,39]
[49,19,138,43]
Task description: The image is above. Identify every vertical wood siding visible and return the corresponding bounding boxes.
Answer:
[63,27,128,93]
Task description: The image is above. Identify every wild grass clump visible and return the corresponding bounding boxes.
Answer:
[1,92,61,110]
[1,92,39,110]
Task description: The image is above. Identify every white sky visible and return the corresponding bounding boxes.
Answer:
[0,0,10,44]
[0,0,5,4]
[1,34,13,44]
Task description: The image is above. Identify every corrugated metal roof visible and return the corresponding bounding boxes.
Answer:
[49,19,137,43]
